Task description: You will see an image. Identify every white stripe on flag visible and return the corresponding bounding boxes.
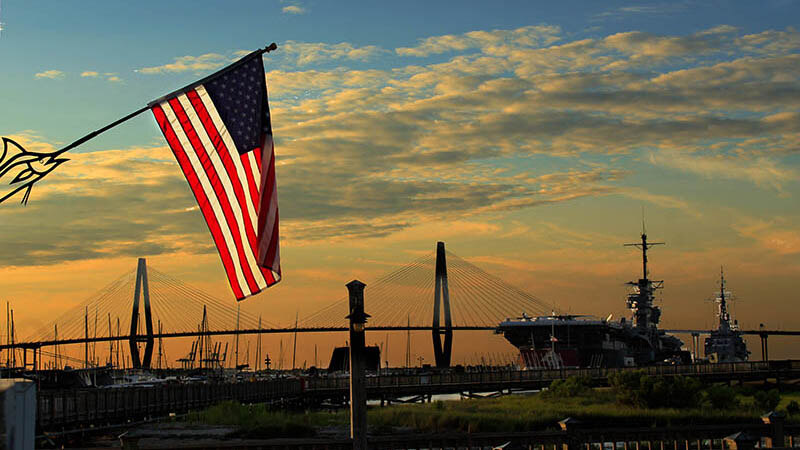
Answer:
[195,86,260,227]
[159,99,250,294]
[195,86,268,290]
[177,93,265,291]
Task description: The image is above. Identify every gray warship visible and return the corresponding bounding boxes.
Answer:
[704,268,749,362]
[496,230,689,368]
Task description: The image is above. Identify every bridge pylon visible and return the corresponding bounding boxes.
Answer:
[432,242,453,368]
[129,258,155,369]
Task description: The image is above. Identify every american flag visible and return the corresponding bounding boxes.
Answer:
[150,51,280,300]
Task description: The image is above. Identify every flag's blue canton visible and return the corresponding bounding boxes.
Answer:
[205,55,272,155]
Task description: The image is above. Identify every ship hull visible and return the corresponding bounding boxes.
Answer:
[497,317,687,368]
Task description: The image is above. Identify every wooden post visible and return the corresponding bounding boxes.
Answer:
[762,411,786,448]
[559,417,582,450]
[347,280,369,450]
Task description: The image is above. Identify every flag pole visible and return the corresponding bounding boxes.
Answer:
[53,43,279,158]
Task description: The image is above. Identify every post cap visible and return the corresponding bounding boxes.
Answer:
[346,279,366,289]
[724,431,759,444]
[558,417,581,430]
[762,410,786,424]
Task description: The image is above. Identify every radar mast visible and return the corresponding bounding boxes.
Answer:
[715,266,734,331]
[624,221,664,329]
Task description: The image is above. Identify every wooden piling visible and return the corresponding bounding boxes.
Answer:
[346,280,368,450]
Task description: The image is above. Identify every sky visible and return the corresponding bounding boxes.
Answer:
[0,0,799,368]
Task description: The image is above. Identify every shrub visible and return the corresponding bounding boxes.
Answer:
[786,400,800,415]
[543,376,593,399]
[754,389,781,412]
[703,384,739,410]
[608,370,646,406]
[608,371,701,409]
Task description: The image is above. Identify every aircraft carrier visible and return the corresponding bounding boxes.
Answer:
[495,230,690,369]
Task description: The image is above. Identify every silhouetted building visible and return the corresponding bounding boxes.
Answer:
[328,346,381,372]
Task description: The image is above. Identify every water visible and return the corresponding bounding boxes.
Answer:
[367,389,540,405]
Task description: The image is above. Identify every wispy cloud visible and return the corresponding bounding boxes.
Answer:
[396,25,561,57]
[7,23,800,264]
[137,53,230,74]
[621,188,700,218]
[282,5,306,15]
[649,150,797,192]
[34,70,64,80]
[81,71,123,82]
[594,3,688,20]
[735,219,800,255]
[281,41,386,65]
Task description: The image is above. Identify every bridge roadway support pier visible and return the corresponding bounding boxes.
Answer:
[432,241,453,368]
[129,258,155,369]
[761,334,769,362]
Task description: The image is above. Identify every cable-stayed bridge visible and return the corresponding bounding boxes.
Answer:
[1,242,555,370]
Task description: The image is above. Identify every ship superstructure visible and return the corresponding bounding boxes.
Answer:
[496,230,687,369]
[704,268,749,362]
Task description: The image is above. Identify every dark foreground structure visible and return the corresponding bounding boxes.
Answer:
[38,360,800,433]
[84,413,800,450]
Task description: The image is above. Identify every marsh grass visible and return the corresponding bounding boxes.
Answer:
[190,384,800,435]
[365,389,760,433]
[187,401,346,437]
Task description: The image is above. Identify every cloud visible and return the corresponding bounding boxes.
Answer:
[621,188,699,217]
[34,70,64,80]
[282,5,306,14]
[649,150,797,192]
[735,219,800,255]
[6,24,800,265]
[0,136,210,266]
[594,3,688,20]
[603,27,734,60]
[0,129,626,266]
[736,28,800,55]
[137,53,230,74]
[81,71,123,82]
[139,41,385,74]
[280,41,386,65]
[397,25,561,57]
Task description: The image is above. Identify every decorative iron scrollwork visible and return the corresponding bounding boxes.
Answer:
[0,137,69,205]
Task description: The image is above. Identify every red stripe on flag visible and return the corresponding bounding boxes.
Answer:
[240,154,261,214]
[186,90,259,256]
[253,143,263,168]
[263,207,280,274]
[168,97,260,296]
[261,267,276,285]
[258,141,280,273]
[152,104,244,299]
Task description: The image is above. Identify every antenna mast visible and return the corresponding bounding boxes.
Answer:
[623,223,665,329]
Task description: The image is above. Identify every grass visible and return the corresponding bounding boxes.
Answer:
[186,401,346,438]
[365,389,763,433]
[189,382,800,437]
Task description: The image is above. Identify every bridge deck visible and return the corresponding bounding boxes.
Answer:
[4,327,796,351]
